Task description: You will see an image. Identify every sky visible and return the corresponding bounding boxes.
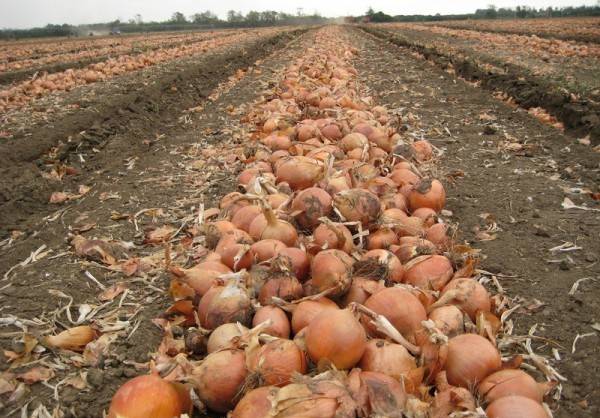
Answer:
[1,0,598,29]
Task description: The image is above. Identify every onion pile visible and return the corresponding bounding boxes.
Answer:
[107,26,553,418]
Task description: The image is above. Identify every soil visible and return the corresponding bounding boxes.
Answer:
[0,25,599,417]
[362,25,600,145]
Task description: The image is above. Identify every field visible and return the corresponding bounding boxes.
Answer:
[0,20,599,418]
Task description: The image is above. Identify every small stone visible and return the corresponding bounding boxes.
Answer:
[87,368,104,387]
[532,210,541,218]
[585,253,597,263]
[533,225,550,237]
[483,125,497,135]
[559,260,570,271]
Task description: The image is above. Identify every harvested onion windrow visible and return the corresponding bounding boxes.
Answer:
[105,26,551,418]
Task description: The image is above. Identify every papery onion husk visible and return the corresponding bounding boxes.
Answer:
[45,325,97,351]
[436,278,491,320]
[274,247,310,281]
[359,249,404,283]
[207,322,248,353]
[305,308,366,369]
[348,369,408,416]
[391,238,437,263]
[311,249,354,296]
[445,334,502,388]
[193,349,247,413]
[430,371,476,418]
[428,305,465,337]
[485,395,549,418]
[253,305,291,339]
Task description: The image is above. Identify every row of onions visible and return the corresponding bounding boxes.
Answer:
[0,28,278,113]
[108,27,553,418]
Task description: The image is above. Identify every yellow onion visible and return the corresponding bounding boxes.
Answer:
[291,297,339,334]
[248,338,307,386]
[412,140,433,161]
[259,274,304,305]
[312,222,354,253]
[275,156,323,190]
[478,369,548,404]
[446,334,502,388]
[348,369,407,415]
[408,179,446,213]
[274,247,310,281]
[45,325,97,351]
[391,238,437,263]
[250,239,287,263]
[430,371,476,418]
[435,278,491,320]
[342,277,386,307]
[429,305,465,337]
[390,168,420,187]
[311,249,354,296]
[252,305,291,338]
[108,374,192,418]
[340,132,369,152]
[486,396,549,418]
[425,222,452,249]
[305,308,366,369]
[358,339,419,384]
[207,323,248,353]
[334,189,382,226]
[231,205,263,232]
[291,187,333,229]
[203,220,237,249]
[366,227,398,249]
[249,208,298,246]
[197,280,253,329]
[193,349,247,413]
[359,249,404,283]
[231,386,278,418]
[403,255,454,290]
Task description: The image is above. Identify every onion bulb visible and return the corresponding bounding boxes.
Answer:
[258,274,303,305]
[108,374,192,418]
[275,156,323,190]
[197,280,253,329]
[248,339,307,386]
[252,305,290,338]
[446,334,502,388]
[478,369,548,404]
[408,179,446,213]
[249,208,298,246]
[403,255,454,290]
[358,339,418,384]
[311,249,354,296]
[333,189,382,226]
[291,187,333,229]
[305,308,366,369]
[207,323,248,353]
[291,297,339,334]
[312,222,354,253]
[231,386,277,418]
[486,396,549,418]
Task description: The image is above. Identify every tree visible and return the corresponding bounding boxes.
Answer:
[227,10,243,23]
[170,12,187,23]
[191,11,218,24]
[246,11,260,25]
[366,7,375,17]
[485,4,498,18]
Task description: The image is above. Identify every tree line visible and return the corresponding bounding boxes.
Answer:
[0,10,328,40]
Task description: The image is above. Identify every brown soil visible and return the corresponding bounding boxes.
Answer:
[0,25,599,417]
[362,25,600,145]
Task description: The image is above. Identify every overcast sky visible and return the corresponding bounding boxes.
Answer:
[1,0,598,29]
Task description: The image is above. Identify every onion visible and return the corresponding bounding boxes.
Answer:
[207,323,248,353]
[252,305,291,338]
[231,386,277,418]
[365,176,397,197]
[334,189,382,226]
[363,287,427,345]
[320,122,343,140]
[429,305,465,337]
[408,179,446,213]
[478,369,548,404]
[249,208,298,246]
[296,122,320,142]
[403,255,454,290]
[197,280,253,329]
[204,220,236,249]
[446,334,502,388]
[311,249,354,296]
[390,168,420,187]
[412,207,438,227]
[359,339,418,383]
[426,222,451,249]
[312,222,354,253]
[305,308,366,369]
[431,371,476,418]
[231,205,263,232]
[108,374,192,418]
[259,274,303,305]
[486,396,549,418]
[342,277,386,307]
[291,297,339,334]
[275,156,323,190]
[220,192,249,215]
[218,242,253,271]
[340,132,369,152]
[248,339,307,386]
[367,227,398,250]
[391,238,437,263]
[193,349,247,413]
[274,247,310,281]
[435,278,491,320]
[270,150,290,164]
[412,140,433,161]
[45,325,96,351]
[263,133,292,151]
[381,193,408,211]
[349,370,408,414]
[359,249,404,283]
[291,187,333,229]
[266,193,290,209]
[250,239,287,263]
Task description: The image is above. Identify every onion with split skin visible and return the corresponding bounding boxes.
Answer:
[312,221,354,254]
[193,349,248,413]
[207,323,248,353]
[334,189,382,226]
[305,308,366,369]
[428,305,465,337]
[349,369,408,415]
[108,373,192,418]
[291,187,333,229]
[311,249,354,296]
[486,396,549,418]
[445,334,502,388]
[478,369,549,404]
[247,338,307,387]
